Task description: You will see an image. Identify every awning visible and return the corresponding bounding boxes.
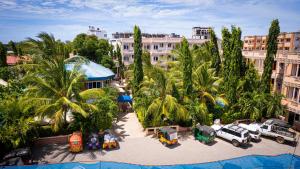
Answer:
[117,95,132,103]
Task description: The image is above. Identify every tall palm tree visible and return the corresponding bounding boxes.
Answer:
[135,66,189,127]
[192,63,227,125]
[27,32,70,58]
[23,57,104,131]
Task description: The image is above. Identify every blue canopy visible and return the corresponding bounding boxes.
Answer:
[118,95,132,103]
[65,57,115,81]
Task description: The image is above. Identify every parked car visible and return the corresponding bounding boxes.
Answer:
[238,123,261,141]
[259,119,297,144]
[211,124,251,147]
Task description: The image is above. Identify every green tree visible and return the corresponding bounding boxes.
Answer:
[135,67,188,127]
[0,42,7,67]
[261,19,280,93]
[8,41,18,56]
[133,25,144,94]
[192,63,227,125]
[24,57,104,131]
[180,38,193,96]
[116,44,124,78]
[209,29,221,74]
[221,26,245,103]
[27,32,59,58]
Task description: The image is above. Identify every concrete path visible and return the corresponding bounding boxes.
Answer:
[112,112,145,140]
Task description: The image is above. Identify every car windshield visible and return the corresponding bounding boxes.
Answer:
[249,130,259,135]
[243,132,249,138]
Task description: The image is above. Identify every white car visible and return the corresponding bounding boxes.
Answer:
[238,123,261,141]
[212,124,251,147]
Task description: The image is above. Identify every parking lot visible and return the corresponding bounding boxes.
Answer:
[33,113,300,165]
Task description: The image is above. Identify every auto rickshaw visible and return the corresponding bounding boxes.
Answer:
[194,124,215,144]
[87,133,101,150]
[102,130,118,149]
[69,131,83,153]
[157,127,178,146]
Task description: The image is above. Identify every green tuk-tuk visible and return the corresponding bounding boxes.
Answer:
[194,124,215,144]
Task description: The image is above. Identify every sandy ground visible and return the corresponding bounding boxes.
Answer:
[33,112,300,165]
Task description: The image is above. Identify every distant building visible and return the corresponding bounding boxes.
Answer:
[112,32,180,39]
[119,27,210,66]
[242,31,300,130]
[192,27,212,39]
[87,26,108,40]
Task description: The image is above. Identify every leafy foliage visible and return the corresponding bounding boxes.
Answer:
[0,42,7,67]
[133,25,144,94]
[261,19,280,93]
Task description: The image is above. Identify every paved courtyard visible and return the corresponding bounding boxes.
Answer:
[33,112,300,165]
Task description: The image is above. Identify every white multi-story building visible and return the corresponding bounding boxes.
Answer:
[87,26,108,40]
[119,28,210,66]
[192,27,212,39]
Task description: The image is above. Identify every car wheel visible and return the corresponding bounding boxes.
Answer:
[232,140,239,147]
[276,137,285,144]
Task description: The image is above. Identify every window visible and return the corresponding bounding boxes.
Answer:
[153,56,158,61]
[168,43,172,48]
[93,82,97,88]
[286,38,291,42]
[257,40,261,43]
[262,40,265,43]
[123,56,129,61]
[123,45,129,50]
[245,40,248,43]
[88,82,93,89]
[96,82,101,88]
[160,43,164,48]
[132,55,134,58]
[285,47,289,50]
[295,114,300,122]
[131,43,134,47]
[280,39,284,42]
[146,45,150,50]
[261,125,268,129]
[221,128,228,132]
[293,88,299,101]
[262,47,265,50]
[154,45,158,50]
[256,47,260,50]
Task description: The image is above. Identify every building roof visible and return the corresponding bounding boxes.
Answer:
[65,56,115,81]
[6,56,20,65]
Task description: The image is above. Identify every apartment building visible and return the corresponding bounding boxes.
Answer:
[119,28,210,66]
[192,27,212,39]
[243,31,300,130]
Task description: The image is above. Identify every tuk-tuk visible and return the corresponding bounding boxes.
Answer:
[157,127,178,146]
[102,130,118,149]
[69,131,83,153]
[194,124,215,144]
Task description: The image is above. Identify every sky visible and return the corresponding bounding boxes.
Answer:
[0,0,299,43]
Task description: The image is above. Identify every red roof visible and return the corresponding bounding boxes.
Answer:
[6,56,20,65]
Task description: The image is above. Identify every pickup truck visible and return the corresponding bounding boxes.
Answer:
[259,119,297,144]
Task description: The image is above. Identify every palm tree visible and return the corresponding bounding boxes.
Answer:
[192,63,227,125]
[27,32,70,58]
[135,66,189,127]
[23,57,104,131]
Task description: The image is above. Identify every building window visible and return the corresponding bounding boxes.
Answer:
[154,45,158,50]
[124,45,129,50]
[132,55,134,58]
[280,39,284,42]
[295,114,300,122]
[262,40,265,43]
[88,82,93,89]
[123,56,129,61]
[153,56,158,61]
[96,82,101,88]
[285,47,289,50]
[146,45,150,50]
[257,40,261,43]
[160,43,164,48]
[262,47,265,50]
[168,43,172,48]
[245,40,248,43]
[286,38,291,42]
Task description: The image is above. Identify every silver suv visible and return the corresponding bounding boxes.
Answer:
[213,124,251,147]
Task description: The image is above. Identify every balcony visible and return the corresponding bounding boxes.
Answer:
[282,98,300,113]
[283,76,300,87]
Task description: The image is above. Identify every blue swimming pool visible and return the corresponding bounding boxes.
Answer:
[1,154,300,169]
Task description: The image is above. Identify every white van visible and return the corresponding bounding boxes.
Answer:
[238,123,261,141]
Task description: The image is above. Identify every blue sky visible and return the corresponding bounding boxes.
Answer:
[0,0,299,43]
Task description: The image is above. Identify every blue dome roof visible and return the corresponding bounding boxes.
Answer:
[65,57,115,81]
